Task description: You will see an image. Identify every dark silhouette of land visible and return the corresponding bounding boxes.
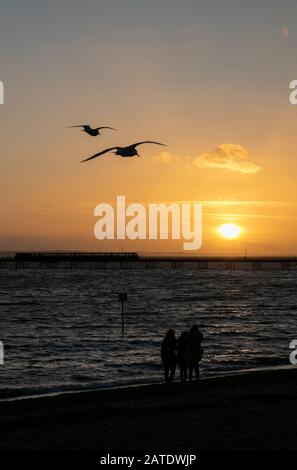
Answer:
[0,368,297,450]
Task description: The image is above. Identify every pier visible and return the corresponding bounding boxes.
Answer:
[0,252,296,270]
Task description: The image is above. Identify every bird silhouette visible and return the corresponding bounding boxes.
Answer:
[68,124,117,137]
[81,141,166,162]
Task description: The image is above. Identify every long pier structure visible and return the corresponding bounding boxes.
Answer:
[0,252,296,270]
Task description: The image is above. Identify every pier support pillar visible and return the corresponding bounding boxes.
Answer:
[145,261,157,269]
[171,261,182,269]
[197,261,208,270]
[70,261,83,269]
[95,261,107,269]
[281,261,290,271]
[252,261,263,270]
[16,261,25,270]
[225,261,235,270]
[120,261,131,269]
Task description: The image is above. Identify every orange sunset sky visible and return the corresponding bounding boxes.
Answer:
[0,0,297,255]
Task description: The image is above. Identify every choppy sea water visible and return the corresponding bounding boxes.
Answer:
[0,266,296,398]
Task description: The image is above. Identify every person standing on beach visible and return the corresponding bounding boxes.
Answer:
[161,329,177,383]
[185,325,204,381]
[177,331,188,382]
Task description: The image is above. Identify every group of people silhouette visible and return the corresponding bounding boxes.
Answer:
[161,325,204,383]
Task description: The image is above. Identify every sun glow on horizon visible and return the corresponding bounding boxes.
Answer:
[218,223,242,239]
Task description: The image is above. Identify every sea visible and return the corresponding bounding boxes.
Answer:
[0,265,296,399]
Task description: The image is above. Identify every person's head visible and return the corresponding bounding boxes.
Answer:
[190,324,199,332]
[165,329,175,339]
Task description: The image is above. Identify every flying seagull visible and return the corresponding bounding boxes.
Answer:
[67,124,117,137]
[81,141,166,162]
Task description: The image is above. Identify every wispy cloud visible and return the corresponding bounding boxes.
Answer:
[193,143,262,174]
[152,151,173,163]
[152,151,191,168]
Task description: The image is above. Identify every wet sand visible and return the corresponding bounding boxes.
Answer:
[0,368,297,450]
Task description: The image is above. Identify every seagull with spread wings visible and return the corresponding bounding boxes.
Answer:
[81,141,166,162]
[68,124,117,137]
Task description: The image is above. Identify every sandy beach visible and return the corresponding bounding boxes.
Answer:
[0,368,296,450]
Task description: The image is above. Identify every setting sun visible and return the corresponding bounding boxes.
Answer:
[218,223,241,239]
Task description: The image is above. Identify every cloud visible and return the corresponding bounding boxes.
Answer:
[282,27,289,38]
[153,151,191,166]
[152,151,173,163]
[193,143,261,174]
